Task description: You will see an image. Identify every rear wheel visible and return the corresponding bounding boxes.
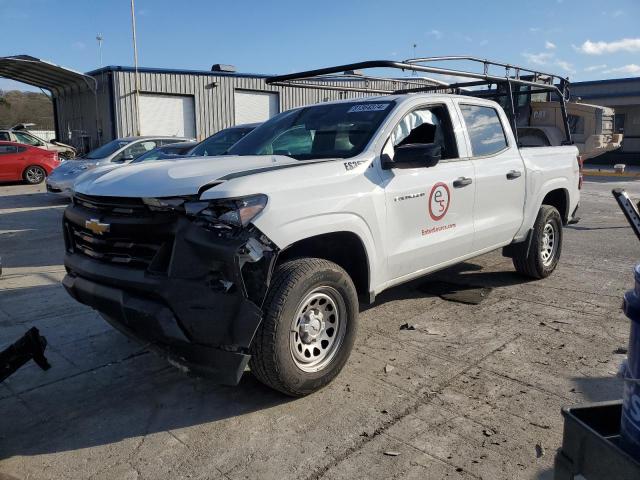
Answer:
[249,258,358,397]
[23,165,46,184]
[512,205,563,279]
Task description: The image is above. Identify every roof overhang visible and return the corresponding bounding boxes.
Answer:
[0,55,96,96]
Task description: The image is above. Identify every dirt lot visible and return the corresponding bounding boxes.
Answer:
[0,178,638,480]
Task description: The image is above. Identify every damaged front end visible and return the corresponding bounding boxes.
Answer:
[62,192,277,385]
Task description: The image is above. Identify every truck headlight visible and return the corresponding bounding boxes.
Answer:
[143,194,268,227]
[189,194,268,227]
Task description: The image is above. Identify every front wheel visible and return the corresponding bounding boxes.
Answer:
[512,205,563,279]
[23,165,46,184]
[249,258,359,397]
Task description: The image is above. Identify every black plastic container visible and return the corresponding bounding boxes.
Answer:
[555,401,640,479]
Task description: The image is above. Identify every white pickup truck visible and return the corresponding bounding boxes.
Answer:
[62,62,581,396]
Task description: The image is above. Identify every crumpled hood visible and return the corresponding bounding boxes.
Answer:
[73,155,302,197]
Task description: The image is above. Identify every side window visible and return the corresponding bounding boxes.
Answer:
[270,126,313,156]
[0,145,18,154]
[384,104,458,161]
[13,132,42,146]
[459,105,508,157]
[0,132,10,141]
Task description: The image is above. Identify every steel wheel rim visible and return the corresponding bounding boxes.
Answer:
[541,222,557,266]
[26,167,44,183]
[289,286,346,372]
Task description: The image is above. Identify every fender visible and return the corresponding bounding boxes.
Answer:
[253,212,381,293]
[514,176,571,241]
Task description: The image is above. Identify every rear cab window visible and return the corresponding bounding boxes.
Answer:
[459,104,508,157]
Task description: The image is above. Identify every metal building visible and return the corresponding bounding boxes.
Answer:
[1,55,435,152]
[570,76,640,163]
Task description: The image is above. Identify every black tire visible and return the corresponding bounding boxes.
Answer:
[249,258,359,397]
[23,165,46,184]
[512,205,563,279]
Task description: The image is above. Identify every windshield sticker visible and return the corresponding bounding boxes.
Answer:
[347,104,390,113]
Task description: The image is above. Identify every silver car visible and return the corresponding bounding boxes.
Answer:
[46,136,191,197]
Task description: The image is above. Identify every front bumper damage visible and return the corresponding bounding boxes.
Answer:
[62,196,277,385]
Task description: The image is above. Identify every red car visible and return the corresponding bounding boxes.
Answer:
[0,141,60,184]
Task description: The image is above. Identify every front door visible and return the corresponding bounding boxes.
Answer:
[0,145,23,180]
[381,103,476,280]
[455,103,526,251]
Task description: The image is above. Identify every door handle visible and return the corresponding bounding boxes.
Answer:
[453,177,473,188]
[506,170,522,180]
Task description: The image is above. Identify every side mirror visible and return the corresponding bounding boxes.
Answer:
[384,143,441,169]
[120,154,135,162]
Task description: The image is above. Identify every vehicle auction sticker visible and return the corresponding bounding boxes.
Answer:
[428,182,450,221]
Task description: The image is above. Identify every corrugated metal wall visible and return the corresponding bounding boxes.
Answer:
[54,73,112,152]
[111,70,418,141]
[54,67,436,150]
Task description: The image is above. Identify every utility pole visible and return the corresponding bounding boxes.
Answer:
[96,33,104,68]
[130,0,141,135]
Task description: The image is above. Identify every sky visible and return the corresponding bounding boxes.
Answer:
[1,0,639,91]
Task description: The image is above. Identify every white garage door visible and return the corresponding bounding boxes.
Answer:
[138,94,196,138]
[234,90,279,124]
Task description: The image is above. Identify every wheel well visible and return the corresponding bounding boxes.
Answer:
[541,189,569,224]
[277,232,370,299]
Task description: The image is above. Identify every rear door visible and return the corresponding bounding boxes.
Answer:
[381,101,476,280]
[455,102,526,251]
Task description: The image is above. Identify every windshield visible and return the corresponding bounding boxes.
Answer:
[131,145,194,163]
[226,101,395,160]
[189,127,254,156]
[84,139,131,159]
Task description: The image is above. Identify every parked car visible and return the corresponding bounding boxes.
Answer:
[188,123,259,157]
[0,124,76,159]
[0,141,60,184]
[62,61,580,397]
[46,136,191,197]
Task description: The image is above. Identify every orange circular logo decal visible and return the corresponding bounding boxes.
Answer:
[429,182,450,221]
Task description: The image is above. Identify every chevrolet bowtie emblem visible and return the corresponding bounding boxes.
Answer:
[85,218,110,235]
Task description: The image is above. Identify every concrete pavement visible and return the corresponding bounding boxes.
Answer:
[0,179,638,479]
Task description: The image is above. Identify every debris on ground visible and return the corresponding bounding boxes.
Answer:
[399,323,416,331]
[482,428,495,437]
[384,364,394,374]
[383,451,401,457]
[419,281,493,305]
[535,443,545,458]
[613,346,628,354]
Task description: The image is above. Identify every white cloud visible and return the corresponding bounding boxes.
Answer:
[72,41,86,50]
[603,64,640,75]
[522,51,574,74]
[529,27,540,33]
[584,64,607,72]
[554,60,575,74]
[577,38,640,55]
[545,41,556,50]
[522,52,553,65]
[427,29,443,40]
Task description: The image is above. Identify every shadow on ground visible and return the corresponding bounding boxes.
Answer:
[363,261,532,311]
[0,339,294,460]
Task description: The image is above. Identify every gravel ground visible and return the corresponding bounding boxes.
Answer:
[0,177,638,480]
